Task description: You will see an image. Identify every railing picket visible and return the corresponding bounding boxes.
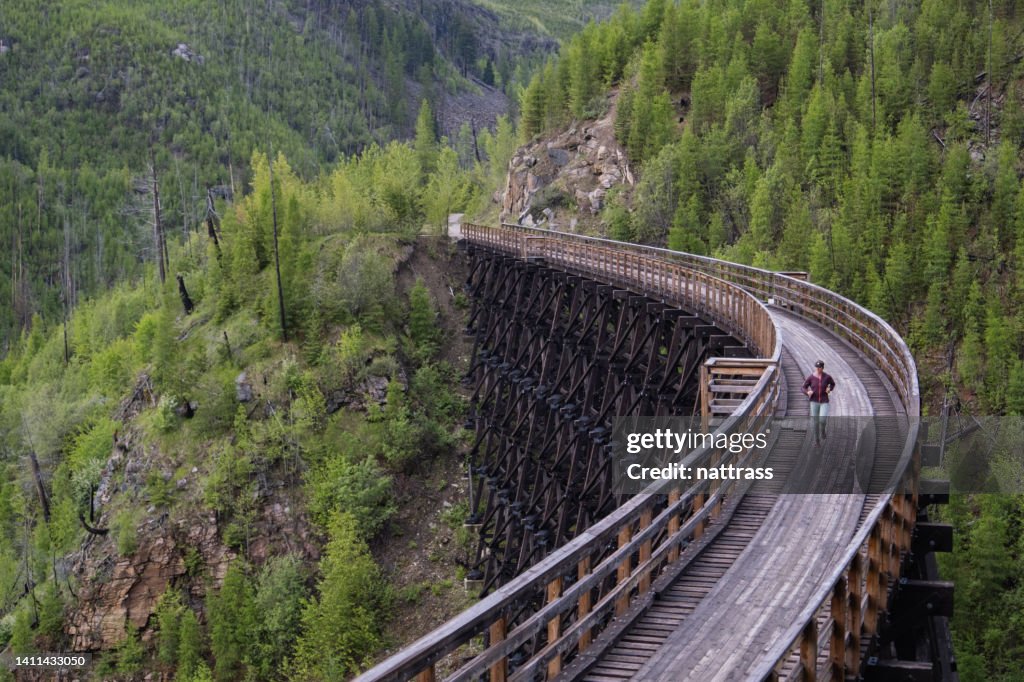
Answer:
[577,556,593,651]
[615,523,633,616]
[489,617,507,682]
[799,619,817,682]
[546,577,563,679]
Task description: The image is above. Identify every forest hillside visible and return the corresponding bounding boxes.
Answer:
[3,0,1024,680]
[0,0,594,348]
[510,1,1024,678]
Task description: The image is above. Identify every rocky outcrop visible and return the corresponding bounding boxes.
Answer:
[171,43,204,65]
[66,512,230,651]
[66,384,320,651]
[501,93,634,227]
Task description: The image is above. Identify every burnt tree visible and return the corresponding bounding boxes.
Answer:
[177,274,194,314]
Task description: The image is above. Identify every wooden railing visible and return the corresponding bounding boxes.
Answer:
[494,222,919,417]
[465,223,776,358]
[753,457,920,680]
[356,226,783,682]
[357,223,920,682]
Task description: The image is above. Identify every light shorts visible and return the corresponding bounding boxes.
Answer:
[810,401,830,418]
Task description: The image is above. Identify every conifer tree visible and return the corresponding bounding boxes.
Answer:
[414,99,438,180]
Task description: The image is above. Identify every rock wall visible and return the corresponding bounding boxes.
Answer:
[65,388,320,652]
[501,94,634,228]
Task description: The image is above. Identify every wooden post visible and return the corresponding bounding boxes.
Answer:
[800,618,818,682]
[865,525,881,635]
[578,556,593,651]
[615,523,633,616]
[638,506,653,594]
[667,487,682,562]
[546,577,563,679]
[830,579,847,678]
[847,554,863,672]
[489,616,507,682]
[700,363,711,430]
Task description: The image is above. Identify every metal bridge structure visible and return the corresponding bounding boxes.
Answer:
[357,224,953,682]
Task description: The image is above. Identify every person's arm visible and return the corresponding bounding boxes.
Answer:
[803,376,812,396]
[826,376,835,394]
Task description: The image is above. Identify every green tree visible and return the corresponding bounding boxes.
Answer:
[177,608,204,680]
[156,588,184,667]
[208,561,257,681]
[414,99,438,180]
[407,279,439,357]
[252,556,306,679]
[290,512,387,680]
[424,147,470,234]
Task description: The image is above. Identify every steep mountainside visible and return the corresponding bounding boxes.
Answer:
[0,0,540,349]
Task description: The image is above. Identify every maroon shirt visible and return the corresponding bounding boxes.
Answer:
[802,372,836,403]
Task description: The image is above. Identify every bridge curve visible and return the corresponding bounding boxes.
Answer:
[358,225,921,682]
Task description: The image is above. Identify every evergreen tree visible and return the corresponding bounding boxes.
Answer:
[992,140,1019,245]
[177,608,204,680]
[208,562,257,681]
[414,100,438,180]
[290,512,386,681]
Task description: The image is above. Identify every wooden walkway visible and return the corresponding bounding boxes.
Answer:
[566,308,904,682]
[357,225,922,682]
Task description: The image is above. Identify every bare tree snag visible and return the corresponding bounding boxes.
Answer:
[150,148,167,284]
[869,7,876,130]
[269,155,288,341]
[177,274,195,314]
[206,187,222,259]
[223,330,234,362]
[29,453,50,523]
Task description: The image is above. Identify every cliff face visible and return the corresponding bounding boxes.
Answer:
[64,379,320,652]
[501,93,634,229]
[66,509,228,651]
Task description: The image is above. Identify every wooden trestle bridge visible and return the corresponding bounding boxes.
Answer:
[357,224,954,682]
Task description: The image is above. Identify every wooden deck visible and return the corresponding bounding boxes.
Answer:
[582,308,904,681]
[357,225,921,682]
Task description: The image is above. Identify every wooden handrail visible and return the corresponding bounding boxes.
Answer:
[495,222,919,417]
[358,223,919,682]
[357,226,782,682]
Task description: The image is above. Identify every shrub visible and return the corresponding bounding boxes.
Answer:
[154,395,180,433]
[113,510,137,556]
[307,454,394,537]
[190,366,239,436]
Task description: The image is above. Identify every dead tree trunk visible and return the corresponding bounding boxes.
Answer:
[150,149,167,285]
[269,156,288,341]
[177,274,195,314]
[29,453,50,523]
[206,187,222,259]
